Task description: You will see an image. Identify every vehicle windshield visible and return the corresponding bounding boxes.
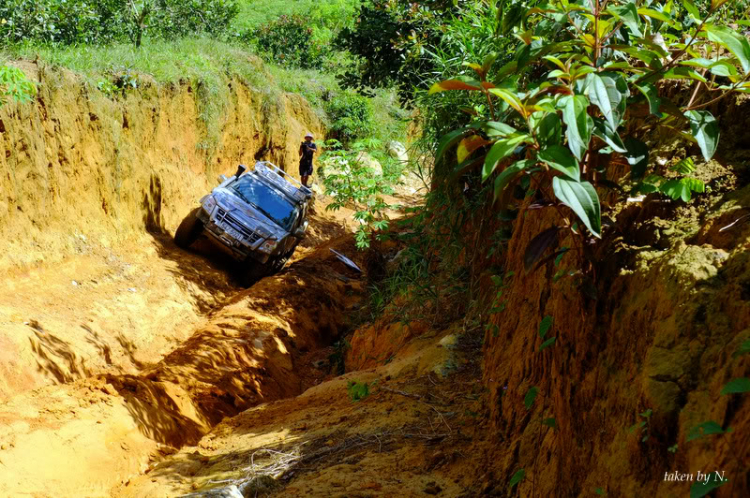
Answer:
[231,176,298,230]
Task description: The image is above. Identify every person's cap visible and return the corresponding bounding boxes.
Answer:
[305,132,314,139]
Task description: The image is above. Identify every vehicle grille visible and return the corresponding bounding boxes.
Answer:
[215,208,261,244]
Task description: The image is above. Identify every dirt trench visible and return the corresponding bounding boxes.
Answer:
[0,59,386,497]
[0,218,368,497]
[0,60,325,401]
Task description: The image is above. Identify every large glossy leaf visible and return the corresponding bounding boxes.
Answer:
[681,0,701,22]
[610,1,643,38]
[531,112,562,147]
[623,138,649,179]
[489,88,526,117]
[561,95,593,161]
[720,377,750,395]
[428,78,482,94]
[690,475,728,498]
[457,135,490,163]
[704,24,750,73]
[553,177,602,237]
[481,121,518,137]
[682,58,739,77]
[588,73,628,130]
[494,159,533,202]
[501,2,526,36]
[685,110,719,161]
[482,135,529,182]
[524,227,561,270]
[436,127,472,164]
[538,145,580,181]
[593,118,627,153]
[638,7,671,22]
[635,83,663,117]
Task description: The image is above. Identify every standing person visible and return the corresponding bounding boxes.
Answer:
[298,132,317,187]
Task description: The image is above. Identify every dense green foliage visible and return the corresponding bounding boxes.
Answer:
[320,138,402,248]
[1,0,409,157]
[0,0,239,47]
[232,0,359,69]
[243,14,328,68]
[326,92,375,143]
[232,0,359,33]
[429,0,749,254]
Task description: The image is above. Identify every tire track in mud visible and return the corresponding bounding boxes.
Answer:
[0,234,367,497]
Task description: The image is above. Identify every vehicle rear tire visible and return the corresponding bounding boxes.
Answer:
[174,208,204,249]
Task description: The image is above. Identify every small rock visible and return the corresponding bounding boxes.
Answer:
[128,288,137,293]
[71,280,78,286]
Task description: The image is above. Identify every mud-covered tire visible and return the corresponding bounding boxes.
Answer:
[269,244,298,274]
[269,255,289,274]
[174,208,204,249]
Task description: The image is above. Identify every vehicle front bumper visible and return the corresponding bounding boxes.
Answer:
[197,208,272,264]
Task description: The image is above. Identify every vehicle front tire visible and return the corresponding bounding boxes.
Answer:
[174,208,204,249]
[269,244,298,274]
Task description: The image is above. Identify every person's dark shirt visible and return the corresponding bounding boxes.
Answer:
[300,142,317,163]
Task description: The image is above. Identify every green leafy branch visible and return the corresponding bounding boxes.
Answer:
[0,65,36,107]
[429,0,746,275]
[321,139,400,249]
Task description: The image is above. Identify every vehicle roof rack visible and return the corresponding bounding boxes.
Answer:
[253,161,313,203]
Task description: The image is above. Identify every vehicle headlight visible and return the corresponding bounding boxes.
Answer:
[259,239,277,253]
[202,195,217,214]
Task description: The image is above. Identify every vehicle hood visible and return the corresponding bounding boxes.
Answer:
[212,189,286,239]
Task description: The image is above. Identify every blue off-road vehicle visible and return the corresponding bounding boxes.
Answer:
[174,161,312,285]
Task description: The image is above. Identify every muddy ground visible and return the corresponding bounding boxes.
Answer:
[0,188,494,498]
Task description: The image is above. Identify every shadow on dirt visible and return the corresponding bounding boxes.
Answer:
[141,181,242,313]
[27,320,91,384]
[102,243,364,452]
[106,374,206,447]
[147,230,242,313]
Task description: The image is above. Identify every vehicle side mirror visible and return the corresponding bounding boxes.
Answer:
[217,174,228,184]
[235,164,247,178]
[294,221,309,239]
